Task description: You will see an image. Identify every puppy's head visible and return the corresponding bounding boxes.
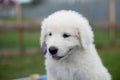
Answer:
[40,10,94,60]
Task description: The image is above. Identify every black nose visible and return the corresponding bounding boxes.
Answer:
[49,46,58,55]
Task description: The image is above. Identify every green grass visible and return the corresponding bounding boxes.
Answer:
[0,48,120,80]
[94,29,110,46]
[99,48,120,80]
[0,53,46,80]
[0,31,40,49]
[0,29,120,80]
[94,29,120,47]
[23,31,40,48]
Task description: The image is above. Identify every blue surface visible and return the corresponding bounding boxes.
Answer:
[16,75,47,80]
[40,76,47,80]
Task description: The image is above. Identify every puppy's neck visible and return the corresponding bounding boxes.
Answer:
[61,44,95,64]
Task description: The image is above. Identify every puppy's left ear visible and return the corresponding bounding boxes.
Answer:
[76,19,94,49]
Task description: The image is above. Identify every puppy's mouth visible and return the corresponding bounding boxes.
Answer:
[52,48,73,60]
[52,55,64,60]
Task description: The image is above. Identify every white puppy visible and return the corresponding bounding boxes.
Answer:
[40,10,111,80]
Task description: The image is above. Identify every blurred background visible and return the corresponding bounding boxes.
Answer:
[0,0,120,80]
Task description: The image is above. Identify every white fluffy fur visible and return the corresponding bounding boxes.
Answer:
[40,10,111,80]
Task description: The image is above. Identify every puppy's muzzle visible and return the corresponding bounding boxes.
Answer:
[49,46,58,55]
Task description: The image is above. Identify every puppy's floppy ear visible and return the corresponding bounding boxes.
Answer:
[40,23,47,48]
[40,30,47,48]
[76,20,94,49]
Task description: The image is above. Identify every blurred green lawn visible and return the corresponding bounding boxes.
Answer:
[0,31,40,49]
[0,49,119,80]
[0,29,120,80]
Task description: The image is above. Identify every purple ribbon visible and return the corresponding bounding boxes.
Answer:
[43,49,47,55]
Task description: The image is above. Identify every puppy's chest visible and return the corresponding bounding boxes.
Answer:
[51,65,88,80]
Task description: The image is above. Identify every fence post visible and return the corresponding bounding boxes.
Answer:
[15,0,24,54]
[83,5,89,18]
[109,0,116,45]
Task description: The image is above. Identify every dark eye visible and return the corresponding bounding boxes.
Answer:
[49,33,52,36]
[63,33,71,38]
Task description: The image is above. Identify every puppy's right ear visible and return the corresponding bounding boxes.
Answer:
[40,24,47,48]
[40,31,47,48]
